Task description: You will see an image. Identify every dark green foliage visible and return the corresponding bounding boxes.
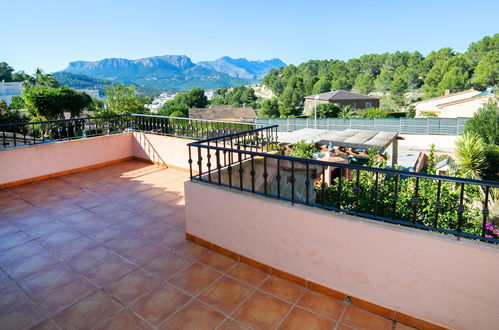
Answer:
[362,108,391,118]
[0,62,15,81]
[482,144,499,181]
[463,100,499,145]
[261,34,498,117]
[100,84,149,115]
[289,140,316,159]
[22,86,93,120]
[314,103,340,118]
[258,98,280,118]
[213,86,257,108]
[157,101,189,117]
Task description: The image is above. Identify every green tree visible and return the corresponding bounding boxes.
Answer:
[437,66,469,95]
[23,86,92,120]
[312,78,331,94]
[471,51,499,90]
[353,73,374,94]
[258,98,280,118]
[182,87,208,108]
[463,99,499,145]
[314,103,340,118]
[103,83,148,115]
[157,101,189,117]
[0,62,14,81]
[338,105,355,118]
[8,96,27,110]
[22,68,59,88]
[362,108,391,118]
[279,86,303,117]
[390,76,408,106]
[374,70,392,92]
[455,132,486,179]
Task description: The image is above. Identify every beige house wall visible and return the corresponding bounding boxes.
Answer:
[439,96,494,118]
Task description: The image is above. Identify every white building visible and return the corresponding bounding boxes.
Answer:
[146,92,177,112]
[413,89,496,118]
[0,81,23,105]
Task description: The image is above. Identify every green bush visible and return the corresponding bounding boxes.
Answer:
[289,140,316,159]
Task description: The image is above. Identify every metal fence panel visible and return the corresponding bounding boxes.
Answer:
[254,118,470,135]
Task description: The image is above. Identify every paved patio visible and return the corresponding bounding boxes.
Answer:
[0,160,414,329]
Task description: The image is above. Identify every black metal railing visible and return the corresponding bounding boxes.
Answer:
[0,114,260,149]
[188,126,499,245]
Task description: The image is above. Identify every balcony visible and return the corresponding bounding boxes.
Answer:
[1,115,498,329]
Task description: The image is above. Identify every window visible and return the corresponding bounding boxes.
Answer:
[365,102,372,109]
[352,102,357,109]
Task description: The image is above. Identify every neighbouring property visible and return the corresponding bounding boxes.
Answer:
[189,104,257,121]
[413,88,497,118]
[0,81,23,106]
[303,90,380,115]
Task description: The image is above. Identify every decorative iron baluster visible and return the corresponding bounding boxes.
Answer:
[238,148,244,190]
[354,169,361,215]
[263,157,268,196]
[481,186,490,239]
[392,175,399,219]
[305,162,310,204]
[197,146,202,178]
[250,155,255,193]
[374,172,379,217]
[291,160,295,204]
[277,158,281,198]
[206,142,212,183]
[216,149,221,185]
[337,168,343,209]
[188,145,193,180]
[434,180,442,228]
[457,183,465,235]
[321,165,326,207]
[412,177,420,224]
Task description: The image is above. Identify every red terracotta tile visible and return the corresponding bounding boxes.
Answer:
[199,276,253,314]
[32,276,99,316]
[342,305,393,330]
[31,319,59,330]
[0,300,46,329]
[95,308,152,329]
[160,300,225,329]
[260,276,305,303]
[200,251,237,272]
[297,291,345,321]
[143,251,193,279]
[0,231,33,251]
[228,263,268,287]
[170,262,221,295]
[53,290,123,329]
[104,233,150,254]
[121,242,169,266]
[65,245,116,272]
[3,251,58,281]
[22,219,71,238]
[0,240,45,267]
[0,285,29,313]
[0,222,21,238]
[36,228,81,248]
[155,228,186,248]
[174,241,210,260]
[280,307,336,329]
[218,319,252,330]
[84,255,137,287]
[233,291,292,329]
[131,284,190,326]
[84,223,128,244]
[18,262,77,296]
[395,322,419,330]
[0,270,12,290]
[50,236,98,259]
[105,268,161,305]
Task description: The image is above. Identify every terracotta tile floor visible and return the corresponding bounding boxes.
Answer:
[0,160,417,329]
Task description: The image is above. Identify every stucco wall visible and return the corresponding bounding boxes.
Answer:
[0,133,133,185]
[185,181,499,329]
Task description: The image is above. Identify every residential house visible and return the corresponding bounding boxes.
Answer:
[0,81,23,105]
[189,105,257,121]
[303,90,380,116]
[413,89,496,118]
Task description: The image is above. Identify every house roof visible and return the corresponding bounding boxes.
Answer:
[412,89,479,106]
[304,90,379,101]
[189,105,257,120]
[436,93,496,109]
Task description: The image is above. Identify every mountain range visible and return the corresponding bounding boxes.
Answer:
[58,55,285,92]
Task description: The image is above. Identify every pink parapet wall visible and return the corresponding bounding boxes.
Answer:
[0,133,134,186]
[185,181,499,329]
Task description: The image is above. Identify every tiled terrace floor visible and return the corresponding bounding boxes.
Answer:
[0,160,415,330]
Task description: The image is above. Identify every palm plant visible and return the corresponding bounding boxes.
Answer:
[338,105,355,118]
[455,131,486,180]
[21,68,59,88]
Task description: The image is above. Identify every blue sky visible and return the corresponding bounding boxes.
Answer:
[2,0,498,74]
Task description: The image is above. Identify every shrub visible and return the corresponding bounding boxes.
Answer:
[289,140,316,159]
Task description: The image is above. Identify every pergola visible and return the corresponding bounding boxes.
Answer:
[279,128,401,166]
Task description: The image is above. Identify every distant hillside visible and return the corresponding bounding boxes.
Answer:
[60,55,285,91]
[53,72,162,97]
[198,57,286,79]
